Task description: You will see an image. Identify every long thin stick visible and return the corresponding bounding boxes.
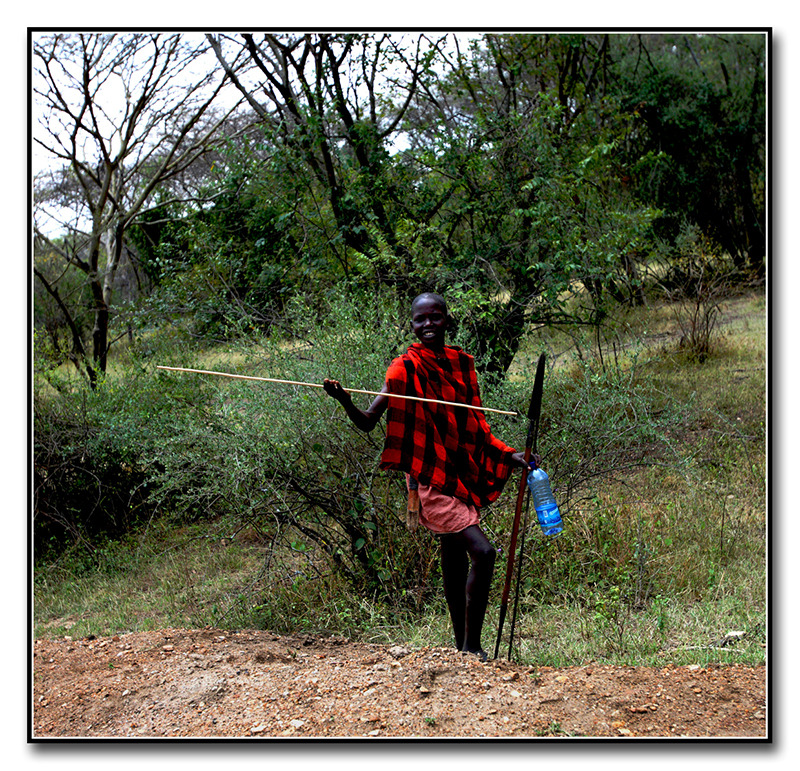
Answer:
[506,356,546,661]
[507,491,531,661]
[493,444,531,660]
[155,365,518,416]
[494,352,546,660]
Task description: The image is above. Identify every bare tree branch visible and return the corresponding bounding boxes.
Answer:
[33,32,241,380]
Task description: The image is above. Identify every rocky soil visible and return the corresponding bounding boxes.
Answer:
[32,627,768,740]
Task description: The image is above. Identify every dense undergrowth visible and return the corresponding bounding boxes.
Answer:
[32,290,767,668]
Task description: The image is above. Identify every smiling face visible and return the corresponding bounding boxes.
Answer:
[411,294,449,350]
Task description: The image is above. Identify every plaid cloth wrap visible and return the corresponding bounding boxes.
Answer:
[379,343,517,509]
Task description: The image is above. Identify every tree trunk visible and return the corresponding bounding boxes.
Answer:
[91,286,109,379]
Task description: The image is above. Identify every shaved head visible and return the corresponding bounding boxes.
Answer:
[411,292,447,315]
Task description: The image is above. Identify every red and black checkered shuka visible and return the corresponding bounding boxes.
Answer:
[379,343,517,509]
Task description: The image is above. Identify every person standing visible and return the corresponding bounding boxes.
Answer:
[324,292,528,660]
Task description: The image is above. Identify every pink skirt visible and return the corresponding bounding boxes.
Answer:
[406,475,479,534]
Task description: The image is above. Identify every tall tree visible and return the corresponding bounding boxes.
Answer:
[206,32,444,294]
[613,33,767,276]
[400,33,657,373]
[33,32,242,385]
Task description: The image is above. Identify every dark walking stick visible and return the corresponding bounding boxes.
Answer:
[494,353,546,660]
[508,491,532,661]
[507,355,547,660]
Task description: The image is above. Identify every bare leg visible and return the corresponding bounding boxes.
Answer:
[439,532,468,650]
[461,525,496,658]
[439,525,496,659]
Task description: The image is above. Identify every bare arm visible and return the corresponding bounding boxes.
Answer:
[323,378,389,432]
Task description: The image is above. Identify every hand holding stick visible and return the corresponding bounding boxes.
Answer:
[156,366,517,416]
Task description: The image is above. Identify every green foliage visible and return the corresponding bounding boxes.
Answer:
[615,33,766,275]
[398,47,666,373]
[128,193,198,287]
[33,346,212,564]
[33,291,766,671]
[34,33,765,389]
[135,288,442,616]
[655,222,737,363]
[537,355,687,511]
[32,32,766,663]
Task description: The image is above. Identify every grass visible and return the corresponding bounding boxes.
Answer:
[34,520,265,638]
[498,289,766,667]
[32,290,767,670]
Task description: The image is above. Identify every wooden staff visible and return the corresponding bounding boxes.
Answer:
[155,365,518,416]
[494,353,546,660]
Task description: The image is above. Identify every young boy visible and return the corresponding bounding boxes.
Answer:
[324,292,529,661]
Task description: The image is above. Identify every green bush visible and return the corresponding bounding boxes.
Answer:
[33,340,213,566]
[34,283,763,652]
[142,288,442,616]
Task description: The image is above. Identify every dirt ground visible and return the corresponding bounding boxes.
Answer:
[31,627,767,740]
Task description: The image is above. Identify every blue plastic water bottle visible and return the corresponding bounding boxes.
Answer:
[527,463,563,537]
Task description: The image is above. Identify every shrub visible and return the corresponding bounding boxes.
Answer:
[143,288,443,614]
[656,223,738,362]
[33,340,213,566]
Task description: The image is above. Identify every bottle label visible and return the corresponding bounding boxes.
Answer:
[536,502,563,536]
